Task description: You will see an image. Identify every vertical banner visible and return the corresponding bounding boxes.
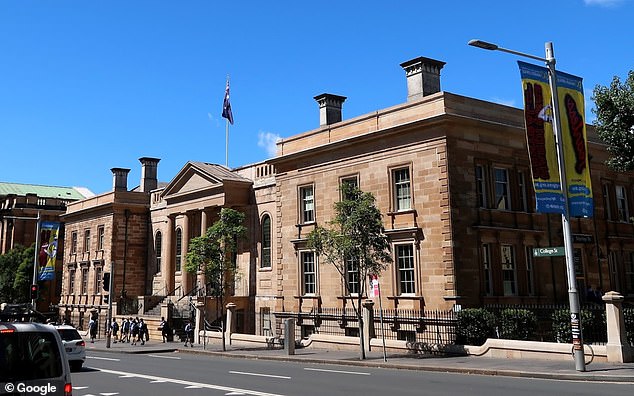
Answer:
[38,221,60,281]
[518,61,565,214]
[555,71,593,217]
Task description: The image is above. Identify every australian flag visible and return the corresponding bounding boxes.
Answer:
[222,80,234,125]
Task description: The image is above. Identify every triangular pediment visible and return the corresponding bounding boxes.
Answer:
[161,161,251,200]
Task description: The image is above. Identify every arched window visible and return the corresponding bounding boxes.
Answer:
[155,231,162,274]
[175,228,182,272]
[261,215,271,268]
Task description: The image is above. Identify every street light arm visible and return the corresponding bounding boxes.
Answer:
[468,39,547,63]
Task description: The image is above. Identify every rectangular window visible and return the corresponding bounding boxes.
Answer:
[301,251,316,295]
[603,184,612,220]
[71,232,78,254]
[482,244,492,296]
[175,229,182,272]
[340,176,359,201]
[95,266,103,294]
[518,171,528,212]
[393,168,411,211]
[81,268,89,294]
[300,185,315,223]
[396,244,415,295]
[97,226,105,250]
[494,168,511,210]
[608,251,620,292]
[501,245,517,296]
[261,216,271,269]
[345,256,360,295]
[83,229,91,253]
[69,268,76,294]
[475,165,488,208]
[525,246,535,296]
[616,185,629,222]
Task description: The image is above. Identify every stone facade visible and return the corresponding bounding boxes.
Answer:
[52,55,634,338]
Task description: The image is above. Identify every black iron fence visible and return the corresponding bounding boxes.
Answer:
[271,303,634,347]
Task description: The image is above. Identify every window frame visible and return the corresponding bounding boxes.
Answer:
[80,267,89,294]
[475,164,488,209]
[70,231,78,254]
[260,214,272,269]
[345,255,360,296]
[340,175,359,201]
[175,228,182,272]
[97,225,105,251]
[494,167,511,211]
[616,185,629,222]
[518,170,529,212]
[482,243,492,296]
[395,243,416,295]
[501,244,517,296]
[300,250,317,296]
[525,245,535,296]
[392,167,412,212]
[602,183,612,220]
[68,268,76,294]
[94,265,103,294]
[83,229,91,253]
[299,185,315,224]
[155,231,163,274]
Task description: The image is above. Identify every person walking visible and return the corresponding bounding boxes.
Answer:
[139,318,148,345]
[184,320,194,347]
[111,318,119,343]
[130,318,140,346]
[89,317,97,343]
[120,318,129,343]
[159,316,171,343]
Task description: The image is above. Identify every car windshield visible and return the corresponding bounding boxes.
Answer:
[57,329,82,342]
[0,331,63,381]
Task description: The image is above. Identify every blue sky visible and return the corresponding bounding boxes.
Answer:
[1,0,632,195]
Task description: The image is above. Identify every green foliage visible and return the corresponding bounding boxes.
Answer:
[306,183,392,298]
[498,309,537,341]
[551,309,605,344]
[456,308,496,346]
[624,307,634,346]
[0,244,35,303]
[592,70,634,172]
[185,208,247,297]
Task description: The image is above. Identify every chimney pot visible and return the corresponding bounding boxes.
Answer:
[139,157,160,193]
[314,93,347,126]
[400,56,446,101]
[111,168,131,192]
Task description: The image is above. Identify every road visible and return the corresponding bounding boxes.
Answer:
[73,351,632,396]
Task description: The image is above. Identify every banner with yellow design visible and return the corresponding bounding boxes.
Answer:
[38,221,60,281]
[555,70,593,217]
[518,61,564,214]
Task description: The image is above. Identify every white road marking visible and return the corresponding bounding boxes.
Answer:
[229,371,291,380]
[226,393,247,395]
[147,354,181,360]
[92,367,285,396]
[73,386,89,390]
[87,356,121,362]
[100,393,120,395]
[150,380,167,383]
[304,367,371,376]
[185,385,203,389]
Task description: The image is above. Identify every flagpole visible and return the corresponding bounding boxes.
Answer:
[225,118,229,167]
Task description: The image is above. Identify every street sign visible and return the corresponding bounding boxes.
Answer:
[533,247,565,257]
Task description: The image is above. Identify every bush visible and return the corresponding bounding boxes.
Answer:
[499,309,537,340]
[625,307,634,346]
[456,308,496,346]
[552,309,606,344]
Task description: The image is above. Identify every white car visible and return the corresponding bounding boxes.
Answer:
[52,324,86,371]
[0,321,73,395]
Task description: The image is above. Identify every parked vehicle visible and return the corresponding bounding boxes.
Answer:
[51,324,86,371]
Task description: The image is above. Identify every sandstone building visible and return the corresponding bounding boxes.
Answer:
[55,56,634,337]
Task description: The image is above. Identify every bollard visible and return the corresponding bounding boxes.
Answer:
[284,318,295,355]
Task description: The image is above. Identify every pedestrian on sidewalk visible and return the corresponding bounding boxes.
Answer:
[120,318,129,343]
[139,318,148,345]
[159,316,170,343]
[130,318,140,346]
[89,317,97,343]
[184,320,194,347]
[111,318,119,343]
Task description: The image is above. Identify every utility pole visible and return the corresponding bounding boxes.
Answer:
[106,260,115,348]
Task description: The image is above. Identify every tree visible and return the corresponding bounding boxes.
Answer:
[307,183,392,360]
[592,70,634,172]
[0,244,35,303]
[185,207,247,351]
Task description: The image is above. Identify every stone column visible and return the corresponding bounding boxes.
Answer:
[225,302,237,346]
[362,300,375,353]
[198,210,208,293]
[602,291,633,363]
[181,213,191,296]
[194,300,205,344]
[164,216,175,294]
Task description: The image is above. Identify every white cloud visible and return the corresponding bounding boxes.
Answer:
[584,0,623,7]
[258,131,281,157]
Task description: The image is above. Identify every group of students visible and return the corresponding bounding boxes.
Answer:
[109,317,151,345]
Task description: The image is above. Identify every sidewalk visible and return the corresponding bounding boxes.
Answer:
[84,338,634,383]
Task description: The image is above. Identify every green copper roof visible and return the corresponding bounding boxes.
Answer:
[0,182,92,200]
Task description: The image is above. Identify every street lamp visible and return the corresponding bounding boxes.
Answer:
[469,39,586,372]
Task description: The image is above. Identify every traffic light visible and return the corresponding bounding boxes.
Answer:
[102,272,110,291]
[30,284,39,300]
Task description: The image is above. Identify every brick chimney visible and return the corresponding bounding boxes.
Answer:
[314,93,347,126]
[111,168,131,192]
[400,56,446,102]
[139,157,160,193]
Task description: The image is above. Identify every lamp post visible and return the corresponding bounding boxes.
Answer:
[469,39,586,372]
